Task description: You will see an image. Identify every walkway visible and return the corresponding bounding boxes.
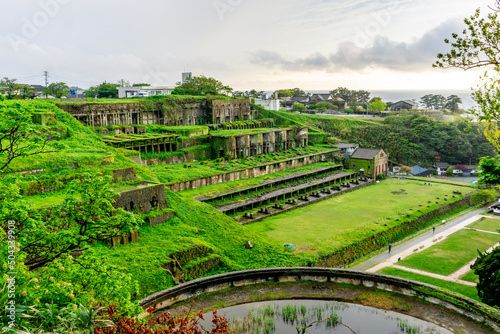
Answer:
[352,206,500,287]
[352,206,489,272]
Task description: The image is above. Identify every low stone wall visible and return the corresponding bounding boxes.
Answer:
[165,150,337,192]
[139,267,500,332]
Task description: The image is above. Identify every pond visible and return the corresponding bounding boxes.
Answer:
[201,300,452,334]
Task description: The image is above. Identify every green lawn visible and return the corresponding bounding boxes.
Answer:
[460,270,479,283]
[247,179,467,254]
[469,218,500,233]
[378,267,480,301]
[397,229,500,276]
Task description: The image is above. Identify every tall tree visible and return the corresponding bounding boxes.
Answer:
[172,75,233,96]
[9,173,142,270]
[445,95,462,112]
[18,84,35,99]
[0,102,53,170]
[0,77,19,99]
[434,3,500,151]
[84,82,119,98]
[43,82,70,98]
[330,87,354,106]
[471,246,500,307]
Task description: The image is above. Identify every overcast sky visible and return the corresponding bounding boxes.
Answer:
[0,0,493,92]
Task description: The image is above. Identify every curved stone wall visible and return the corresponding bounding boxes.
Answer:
[140,267,500,332]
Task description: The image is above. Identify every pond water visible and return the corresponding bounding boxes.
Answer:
[201,300,452,334]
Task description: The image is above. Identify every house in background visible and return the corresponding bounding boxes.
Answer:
[435,162,450,176]
[117,86,175,98]
[390,100,417,112]
[411,165,434,177]
[348,148,389,179]
[335,143,359,156]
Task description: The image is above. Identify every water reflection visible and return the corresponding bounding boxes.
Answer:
[201,300,452,334]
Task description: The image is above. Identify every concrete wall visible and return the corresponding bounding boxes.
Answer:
[114,183,167,214]
[138,267,500,333]
[166,150,337,192]
[58,99,251,127]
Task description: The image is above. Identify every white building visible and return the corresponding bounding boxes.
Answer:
[117,86,175,98]
[253,98,280,111]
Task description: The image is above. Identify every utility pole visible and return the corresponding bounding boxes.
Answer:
[43,71,49,99]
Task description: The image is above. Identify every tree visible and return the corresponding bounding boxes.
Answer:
[315,101,333,111]
[0,77,19,99]
[291,102,307,112]
[330,87,354,106]
[478,155,500,184]
[43,82,70,98]
[84,82,119,98]
[399,165,412,174]
[445,95,462,112]
[172,75,233,96]
[355,90,371,103]
[434,3,500,151]
[471,246,500,307]
[132,83,150,87]
[18,84,35,99]
[446,166,454,175]
[435,8,500,70]
[117,79,130,87]
[7,173,142,270]
[0,102,53,170]
[420,94,446,110]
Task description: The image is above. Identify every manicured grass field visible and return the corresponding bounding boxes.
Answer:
[247,179,467,254]
[469,218,500,233]
[397,229,500,276]
[460,270,479,283]
[378,267,480,301]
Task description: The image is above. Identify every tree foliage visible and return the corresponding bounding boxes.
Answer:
[2,173,142,270]
[0,102,53,170]
[84,82,119,98]
[0,77,20,99]
[420,94,446,110]
[172,76,233,96]
[435,8,500,70]
[43,82,70,98]
[478,155,500,184]
[291,102,307,112]
[434,3,500,151]
[273,88,306,98]
[330,87,371,107]
[471,246,500,307]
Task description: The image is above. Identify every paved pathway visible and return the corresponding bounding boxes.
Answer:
[390,265,476,286]
[352,206,489,272]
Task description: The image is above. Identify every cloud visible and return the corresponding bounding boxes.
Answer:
[250,20,463,72]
